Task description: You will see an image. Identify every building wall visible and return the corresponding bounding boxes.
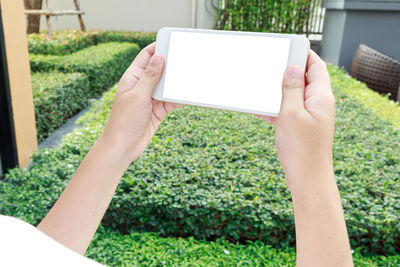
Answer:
[321,1,400,71]
[320,10,346,65]
[40,0,216,32]
[1,0,37,168]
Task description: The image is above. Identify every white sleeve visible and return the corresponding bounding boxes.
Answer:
[0,215,104,267]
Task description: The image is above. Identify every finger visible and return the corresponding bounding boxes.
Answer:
[281,65,306,112]
[118,43,156,93]
[165,102,184,110]
[130,42,156,70]
[305,51,332,99]
[255,114,277,125]
[134,54,164,97]
[152,101,184,122]
[306,51,330,84]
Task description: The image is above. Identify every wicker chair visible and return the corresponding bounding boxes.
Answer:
[351,44,400,102]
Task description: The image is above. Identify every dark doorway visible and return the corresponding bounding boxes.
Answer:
[0,6,18,177]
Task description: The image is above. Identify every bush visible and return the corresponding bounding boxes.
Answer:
[28,30,156,55]
[94,30,156,49]
[0,65,399,255]
[215,0,323,34]
[0,91,113,225]
[28,30,97,55]
[328,65,400,129]
[32,72,90,142]
[86,229,400,266]
[102,87,400,255]
[0,149,80,225]
[30,42,140,93]
[86,228,296,266]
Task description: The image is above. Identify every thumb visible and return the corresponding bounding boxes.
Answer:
[135,54,164,96]
[281,65,305,112]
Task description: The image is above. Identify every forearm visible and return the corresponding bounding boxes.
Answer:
[289,168,353,267]
[37,136,131,254]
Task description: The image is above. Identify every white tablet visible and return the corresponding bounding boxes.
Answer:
[153,27,309,117]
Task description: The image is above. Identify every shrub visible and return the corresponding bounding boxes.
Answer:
[101,87,400,255]
[94,30,156,49]
[0,92,113,225]
[86,229,400,266]
[28,30,156,55]
[86,228,296,266]
[1,65,399,255]
[328,65,400,129]
[32,72,90,142]
[30,42,140,93]
[28,30,96,55]
[215,0,323,34]
[0,148,80,225]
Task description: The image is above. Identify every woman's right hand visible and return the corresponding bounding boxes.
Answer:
[261,51,353,267]
[260,51,336,192]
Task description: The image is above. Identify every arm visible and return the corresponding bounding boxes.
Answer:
[37,43,180,255]
[261,51,353,266]
[290,169,351,267]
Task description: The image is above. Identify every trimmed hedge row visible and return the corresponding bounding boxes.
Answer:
[30,42,140,93]
[86,228,400,266]
[1,65,399,255]
[103,82,399,254]
[327,65,400,129]
[95,30,156,50]
[28,30,96,56]
[28,30,156,55]
[87,228,296,266]
[32,72,90,142]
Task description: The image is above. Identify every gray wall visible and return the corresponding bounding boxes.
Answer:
[320,10,346,65]
[321,1,400,71]
[39,0,216,32]
[195,0,217,29]
[340,10,400,64]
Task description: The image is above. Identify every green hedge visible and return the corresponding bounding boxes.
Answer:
[86,228,296,266]
[28,30,156,55]
[103,83,400,255]
[215,0,323,34]
[1,65,399,255]
[30,42,140,93]
[328,65,400,129]
[28,30,96,56]
[94,30,156,50]
[32,72,90,142]
[86,228,400,266]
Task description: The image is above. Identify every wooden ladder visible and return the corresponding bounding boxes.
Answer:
[24,0,86,39]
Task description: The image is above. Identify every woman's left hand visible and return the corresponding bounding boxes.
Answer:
[100,42,181,162]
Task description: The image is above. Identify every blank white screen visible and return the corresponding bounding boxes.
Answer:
[163,31,291,115]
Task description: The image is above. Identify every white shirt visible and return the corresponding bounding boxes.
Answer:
[0,215,103,266]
